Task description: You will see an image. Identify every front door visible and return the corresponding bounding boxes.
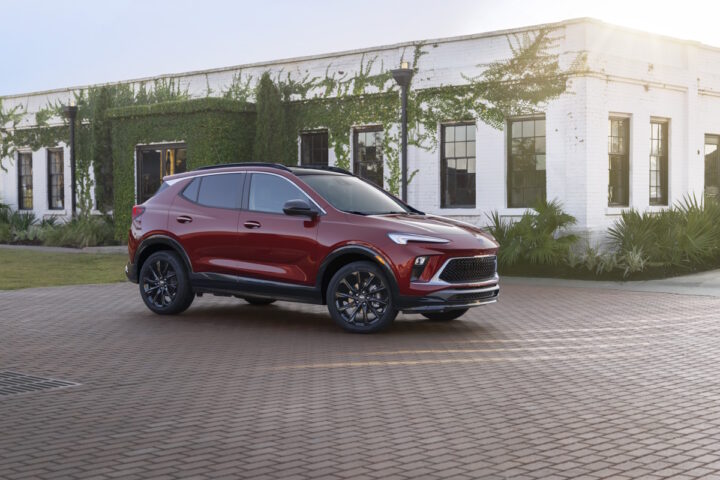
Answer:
[236,172,321,286]
[137,144,187,203]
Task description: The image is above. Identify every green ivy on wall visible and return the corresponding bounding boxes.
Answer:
[107,97,255,239]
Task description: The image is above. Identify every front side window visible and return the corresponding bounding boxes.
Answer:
[649,120,669,205]
[353,128,383,187]
[47,149,64,210]
[300,131,329,166]
[18,152,33,210]
[508,117,546,208]
[248,173,310,214]
[300,174,410,215]
[441,123,476,208]
[608,117,630,207]
[705,135,720,199]
[137,144,187,203]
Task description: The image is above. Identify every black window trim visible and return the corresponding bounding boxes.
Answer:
[47,147,65,211]
[244,171,326,216]
[608,115,631,207]
[136,142,187,204]
[705,133,720,199]
[649,117,669,206]
[352,125,384,188]
[17,150,33,211]
[179,172,245,210]
[506,114,547,209]
[440,120,477,209]
[299,129,329,166]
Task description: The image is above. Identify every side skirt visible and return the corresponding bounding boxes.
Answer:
[189,272,323,305]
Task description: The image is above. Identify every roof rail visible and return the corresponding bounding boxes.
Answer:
[195,162,292,172]
[295,164,352,175]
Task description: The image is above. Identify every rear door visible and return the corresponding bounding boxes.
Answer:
[235,172,321,285]
[169,173,245,275]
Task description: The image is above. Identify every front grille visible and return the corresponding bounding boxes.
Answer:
[448,289,499,303]
[439,256,497,284]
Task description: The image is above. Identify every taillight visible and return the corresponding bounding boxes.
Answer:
[132,205,145,220]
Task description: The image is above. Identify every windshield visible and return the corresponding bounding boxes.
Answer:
[300,174,412,215]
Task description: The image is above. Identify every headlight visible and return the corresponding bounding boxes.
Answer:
[388,233,450,245]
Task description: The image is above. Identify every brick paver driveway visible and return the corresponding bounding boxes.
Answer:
[2,282,720,480]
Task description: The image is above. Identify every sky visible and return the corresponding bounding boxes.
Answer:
[1,0,719,96]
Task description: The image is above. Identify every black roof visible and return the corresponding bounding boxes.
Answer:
[193,162,352,176]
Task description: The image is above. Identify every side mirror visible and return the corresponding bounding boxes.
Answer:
[283,199,318,218]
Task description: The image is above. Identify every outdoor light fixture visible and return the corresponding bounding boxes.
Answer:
[391,61,414,202]
[63,99,78,218]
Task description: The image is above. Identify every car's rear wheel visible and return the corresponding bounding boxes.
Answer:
[139,251,194,315]
[243,297,276,306]
[421,308,468,321]
[327,261,397,333]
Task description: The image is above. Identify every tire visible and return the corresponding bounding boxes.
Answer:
[327,260,397,333]
[139,251,194,315]
[421,308,469,321]
[243,297,276,306]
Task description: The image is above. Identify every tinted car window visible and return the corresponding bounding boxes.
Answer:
[249,173,309,214]
[194,173,243,209]
[181,178,200,202]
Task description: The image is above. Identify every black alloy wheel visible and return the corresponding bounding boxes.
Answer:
[139,251,194,315]
[327,261,397,333]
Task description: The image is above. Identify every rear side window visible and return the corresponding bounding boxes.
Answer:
[248,173,309,214]
[181,173,244,209]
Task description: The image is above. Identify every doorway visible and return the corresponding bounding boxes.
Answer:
[137,143,187,203]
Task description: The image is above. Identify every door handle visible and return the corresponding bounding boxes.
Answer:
[176,215,193,224]
[244,220,261,229]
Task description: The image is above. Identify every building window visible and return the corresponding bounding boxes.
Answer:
[649,120,669,205]
[508,117,546,208]
[136,144,187,203]
[705,135,720,199]
[441,123,476,208]
[300,130,329,166]
[18,152,33,210]
[353,127,383,187]
[47,149,64,210]
[608,117,630,207]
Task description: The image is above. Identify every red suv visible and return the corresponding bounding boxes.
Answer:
[126,163,499,333]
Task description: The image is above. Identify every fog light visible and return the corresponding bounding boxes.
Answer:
[411,256,429,281]
[414,256,428,266]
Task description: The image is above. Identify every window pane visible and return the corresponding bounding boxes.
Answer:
[466,125,476,141]
[441,122,476,208]
[353,128,384,187]
[534,119,545,136]
[445,126,455,142]
[522,120,534,137]
[197,174,242,209]
[507,118,546,207]
[249,173,308,214]
[455,142,466,157]
[182,177,200,202]
[456,126,466,141]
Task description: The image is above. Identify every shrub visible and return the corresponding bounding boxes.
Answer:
[487,199,578,268]
[43,215,117,248]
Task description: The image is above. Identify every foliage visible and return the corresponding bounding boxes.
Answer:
[43,215,117,248]
[487,199,578,267]
[108,97,255,239]
[0,99,24,170]
[254,72,287,163]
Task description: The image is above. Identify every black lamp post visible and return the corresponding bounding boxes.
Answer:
[391,61,414,203]
[63,102,78,217]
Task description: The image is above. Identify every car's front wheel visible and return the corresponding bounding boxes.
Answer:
[421,308,468,321]
[327,261,397,333]
[139,251,194,315]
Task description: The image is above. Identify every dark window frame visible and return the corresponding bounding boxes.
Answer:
[507,116,547,208]
[245,172,314,216]
[136,142,187,203]
[353,126,384,188]
[440,122,476,208]
[17,151,33,210]
[608,116,630,207]
[180,173,245,210]
[649,119,669,206]
[300,130,329,166]
[47,148,65,210]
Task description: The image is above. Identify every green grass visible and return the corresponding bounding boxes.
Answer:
[0,249,127,290]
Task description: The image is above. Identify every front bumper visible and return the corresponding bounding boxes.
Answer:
[397,279,500,313]
[125,262,138,283]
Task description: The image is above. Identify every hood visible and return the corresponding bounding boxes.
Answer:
[371,213,498,250]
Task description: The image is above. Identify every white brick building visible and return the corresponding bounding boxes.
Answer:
[2,17,720,241]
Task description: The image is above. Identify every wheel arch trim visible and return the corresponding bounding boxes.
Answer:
[135,235,193,275]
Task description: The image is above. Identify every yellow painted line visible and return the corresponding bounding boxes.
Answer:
[269,352,647,370]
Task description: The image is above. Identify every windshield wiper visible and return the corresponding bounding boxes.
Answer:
[342,210,369,215]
